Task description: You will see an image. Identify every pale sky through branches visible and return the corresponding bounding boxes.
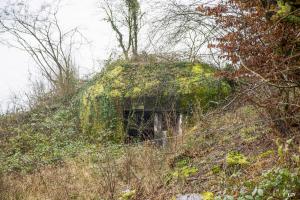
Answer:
[0,0,116,109]
[0,0,207,111]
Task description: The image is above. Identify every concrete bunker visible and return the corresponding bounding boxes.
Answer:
[79,62,231,143]
[123,96,183,143]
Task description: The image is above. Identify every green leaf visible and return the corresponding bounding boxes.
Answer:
[252,188,257,196]
[257,189,264,196]
[245,195,254,200]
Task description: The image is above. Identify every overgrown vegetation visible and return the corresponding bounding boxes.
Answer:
[0,59,231,173]
[0,0,299,199]
[0,99,93,173]
[197,0,300,134]
[1,105,299,199]
[79,60,230,142]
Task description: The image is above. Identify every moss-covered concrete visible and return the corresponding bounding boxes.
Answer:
[79,61,231,141]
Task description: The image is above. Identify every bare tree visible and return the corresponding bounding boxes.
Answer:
[101,0,143,60]
[0,1,82,98]
[149,0,222,64]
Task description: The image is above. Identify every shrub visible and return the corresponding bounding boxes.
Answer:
[0,105,90,173]
[217,168,300,199]
[256,168,300,199]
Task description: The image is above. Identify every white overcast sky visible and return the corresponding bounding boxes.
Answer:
[0,0,117,109]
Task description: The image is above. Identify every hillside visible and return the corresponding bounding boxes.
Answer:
[1,61,300,200]
[0,60,230,172]
[0,0,300,199]
[1,103,299,199]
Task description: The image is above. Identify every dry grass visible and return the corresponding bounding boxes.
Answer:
[1,105,299,200]
[0,159,100,199]
[0,143,174,200]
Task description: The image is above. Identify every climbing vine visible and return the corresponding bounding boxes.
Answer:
[79,60,231,142]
